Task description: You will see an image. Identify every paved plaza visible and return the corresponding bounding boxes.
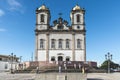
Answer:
[87,73,120,80]
[0,72,120,80]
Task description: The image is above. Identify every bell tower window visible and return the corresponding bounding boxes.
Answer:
[40,14,44,22]
[76,14,80,23]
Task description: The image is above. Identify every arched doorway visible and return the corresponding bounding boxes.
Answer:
[58,56,63,61]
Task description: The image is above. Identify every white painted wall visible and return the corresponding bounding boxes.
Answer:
[0,61,18,71]
[75,50,84,61]
[37,33,85,61]
[38,50,46,61]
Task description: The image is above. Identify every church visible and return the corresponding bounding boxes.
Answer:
[35,4,86,63]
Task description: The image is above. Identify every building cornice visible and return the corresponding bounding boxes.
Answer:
[71,9,85,14]
[35,29,86,35]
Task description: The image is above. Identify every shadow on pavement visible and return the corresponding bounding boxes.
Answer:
[87,78,103,80]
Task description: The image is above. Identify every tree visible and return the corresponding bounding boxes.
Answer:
[100,60,119,70]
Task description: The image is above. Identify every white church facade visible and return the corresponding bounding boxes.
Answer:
[35,4,86,62]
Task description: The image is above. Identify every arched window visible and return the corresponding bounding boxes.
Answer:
[66,39,70,49]
[40,14,44,22]
[51,56,55,61]
[76,14,80,23]
[77,39,81,49]
[58,39,63,49]
[51,39,55,48]
[40,39,44,49]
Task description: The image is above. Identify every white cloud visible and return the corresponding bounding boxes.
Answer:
[0,28,7,32]
[7,0,23,13]
[0,9,5,17]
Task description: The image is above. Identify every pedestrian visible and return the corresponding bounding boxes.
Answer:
[36,67,39,74]
[59,66,61,73]
[82,66,85,74]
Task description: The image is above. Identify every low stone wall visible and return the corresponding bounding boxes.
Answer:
[35,73,87,80]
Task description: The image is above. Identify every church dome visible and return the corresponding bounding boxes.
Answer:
[38,4,49,10]
[73,4,81,10]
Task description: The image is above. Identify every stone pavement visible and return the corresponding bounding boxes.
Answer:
[0,72,120,80]
[87,73,120,80]
[0,72,35,80]
[0,72,86,80]
[35,73,86,80]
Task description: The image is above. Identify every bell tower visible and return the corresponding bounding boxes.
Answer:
[36,4,50,30]
[70,4,85,30]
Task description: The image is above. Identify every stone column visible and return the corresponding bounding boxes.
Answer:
[84,34,86,61]
[72,33,75,61]
[46,33,49,62]
[35,33,38,61]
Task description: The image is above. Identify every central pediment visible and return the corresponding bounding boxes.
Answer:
[52,17,70,30]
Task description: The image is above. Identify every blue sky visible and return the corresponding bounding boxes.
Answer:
[0,0,120,65]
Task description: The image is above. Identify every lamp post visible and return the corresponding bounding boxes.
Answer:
[19,56,22,70]
[20,56,22,63]
[105,52,112,73]
[9,53,16,74]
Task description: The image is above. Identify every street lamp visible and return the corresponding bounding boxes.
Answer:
[9,53,16,74]
[105,52,112,73]
[19,56,22,70]
[20,56,22,63]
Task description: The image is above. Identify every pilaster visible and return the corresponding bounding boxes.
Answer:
[84,34,86,61]
[46,33,49,62]
[72,33,75,61]
[35,34,38,61]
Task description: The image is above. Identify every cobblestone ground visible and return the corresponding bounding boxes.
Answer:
[0,72,119,80]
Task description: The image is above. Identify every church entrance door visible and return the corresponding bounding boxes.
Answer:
[58,56,63,61]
